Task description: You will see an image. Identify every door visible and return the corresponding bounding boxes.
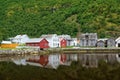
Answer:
[118,43,120,47]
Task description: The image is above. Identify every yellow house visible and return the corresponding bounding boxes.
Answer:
[0,41,18,48]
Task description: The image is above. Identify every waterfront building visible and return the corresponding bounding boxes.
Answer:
[107,38,116,47]
[115,37,120,47]
[11,34,29,44]
[40,34,59,48]
[79,33,98,47]
[26,38,49,49]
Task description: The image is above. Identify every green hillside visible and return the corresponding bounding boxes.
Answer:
[0,0,120,40]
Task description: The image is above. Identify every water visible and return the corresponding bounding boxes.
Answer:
[1,53,120,69]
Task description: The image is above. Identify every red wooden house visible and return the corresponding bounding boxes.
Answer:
[26,38,49,49]
[60,38,67,48]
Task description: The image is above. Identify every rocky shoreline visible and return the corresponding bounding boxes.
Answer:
[0,48,120,57]
[0,48,63,57]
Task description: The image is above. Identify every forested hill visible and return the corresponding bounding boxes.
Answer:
[0,0,120,40]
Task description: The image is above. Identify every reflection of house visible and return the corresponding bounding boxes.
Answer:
[40,34,59,48]
[116,54,120,62]
[11,34,29,44]
[12,59,26,65]
[60,54,71,66]
[26,55,49,67]
[116,37,120,47]
[48,54,60,69]
[39,55,49,66]
[60,54,67,63]
[79,33,97,47]
[78,54,98,67]
[69,54,78,61]
[26,38,49,49]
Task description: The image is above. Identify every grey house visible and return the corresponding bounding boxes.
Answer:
[97,40,105,47]
[107,38,115,47]
[96,38,107,47]
[79,33,97,47]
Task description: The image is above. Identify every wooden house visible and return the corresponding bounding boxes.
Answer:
[96,40,105,47]
[60,38,67,48]
[115,37,120,47]
[96,39,107,47]
[11,34,29,44]
[26,38,49,49]
[40,34,59,48]
[107,38,115,47]
[58,35,72,46]
[79,33,98,47]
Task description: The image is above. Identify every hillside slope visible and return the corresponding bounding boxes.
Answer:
[0,0,120,40]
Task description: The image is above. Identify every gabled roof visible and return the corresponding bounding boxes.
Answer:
[40,34,57,39]
[14,34,29,39]
[26,38,44,43]
[116,37,120,42]
[97,38,108,41]
[1,41,12,44]
[58,35,71,40]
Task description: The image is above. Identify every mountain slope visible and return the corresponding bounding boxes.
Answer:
[0,0,120,40]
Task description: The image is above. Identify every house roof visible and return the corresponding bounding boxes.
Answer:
[26,38,44,43]
[97,38,108,41]
[1,41,12,44]
[116,37,120,42]
[14,34,29,39]
[58,35,71,40]
[40,34,57,39]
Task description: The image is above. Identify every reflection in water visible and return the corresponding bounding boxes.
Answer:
[1,53,120,69]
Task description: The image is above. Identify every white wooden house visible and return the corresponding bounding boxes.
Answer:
[40,34,59,48]
[116,37,120,47]
[11,34,29,44]
[70,38,77,46]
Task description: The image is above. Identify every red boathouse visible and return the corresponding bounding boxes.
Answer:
[60,38,67,48]
[26,38,49,49]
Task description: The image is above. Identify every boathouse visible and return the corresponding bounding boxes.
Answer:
[11,34,29,44]
[107,38,115,47]
[40,34,59,48]
[116,37,120,47]
[79,33,98,47]
[60,38,67,48]
[26,38,49,49]
[96,40,105,47]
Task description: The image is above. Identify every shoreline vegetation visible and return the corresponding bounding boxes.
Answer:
[0,47,120,57]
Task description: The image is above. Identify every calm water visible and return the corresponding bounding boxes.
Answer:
[0,53,120,69]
